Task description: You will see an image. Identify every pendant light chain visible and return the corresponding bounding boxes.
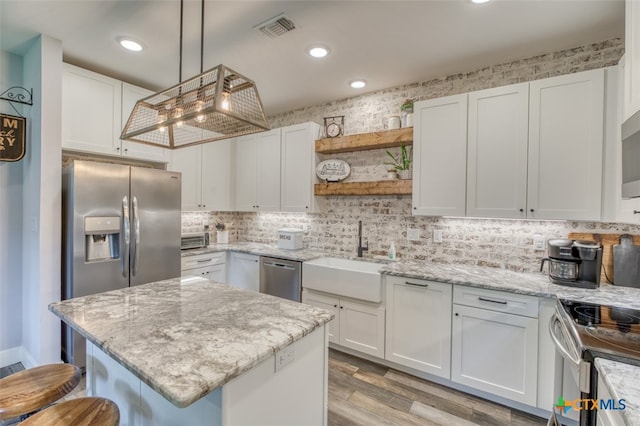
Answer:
[200,0,205,74]
[179,0,184,83]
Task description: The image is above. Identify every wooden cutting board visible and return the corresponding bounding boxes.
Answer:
[568,233,640,284]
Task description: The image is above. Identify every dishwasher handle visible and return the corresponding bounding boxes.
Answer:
[263,261,296,271]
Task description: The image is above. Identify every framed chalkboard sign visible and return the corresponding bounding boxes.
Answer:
[0,113,26,162]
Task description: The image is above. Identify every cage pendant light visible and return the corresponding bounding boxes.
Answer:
[120,0,270,149]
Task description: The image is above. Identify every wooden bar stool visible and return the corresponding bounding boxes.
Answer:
[18,397,119,426]
[0,364,81,421]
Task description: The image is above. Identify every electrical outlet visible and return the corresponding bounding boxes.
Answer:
[407,228,420,241]
[533,234,545,251]
[433,229,443,243]
[275,344,295,372]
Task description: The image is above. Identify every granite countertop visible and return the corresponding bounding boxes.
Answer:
[381,260,640,310]
[595,358,640,425]
[183,243,640,309]
[181,242,325,262]
[48,277,334,408]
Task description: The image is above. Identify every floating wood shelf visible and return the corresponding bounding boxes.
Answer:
[314,180,412,196]
[315,127,413,154]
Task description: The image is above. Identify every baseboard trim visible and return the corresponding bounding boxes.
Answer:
[0,346,23,368]
[21,347,37,369]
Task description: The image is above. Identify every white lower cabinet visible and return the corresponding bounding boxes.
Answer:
[227,252,260,292]
[385,276,452,379]
[181,252,226,283]
[451,286,539,406]
[302,289,385,358]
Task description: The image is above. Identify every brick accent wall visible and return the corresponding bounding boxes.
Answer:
[183,37,640,273]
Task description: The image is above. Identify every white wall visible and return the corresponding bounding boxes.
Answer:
[21,35,62,367]
[0,50,24,365]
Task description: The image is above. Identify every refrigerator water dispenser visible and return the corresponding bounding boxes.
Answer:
[84,216,120,262]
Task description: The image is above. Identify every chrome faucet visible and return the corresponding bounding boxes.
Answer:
[357,220,368,258]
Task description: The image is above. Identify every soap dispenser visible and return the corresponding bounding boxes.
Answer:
[388,241,396,260]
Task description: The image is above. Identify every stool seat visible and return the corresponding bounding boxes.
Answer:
[18,397,119,426]
[0,364,81,420]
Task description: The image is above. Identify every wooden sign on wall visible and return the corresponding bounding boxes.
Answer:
[0,113,26,162]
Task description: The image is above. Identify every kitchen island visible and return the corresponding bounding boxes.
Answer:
[49,276,333,425]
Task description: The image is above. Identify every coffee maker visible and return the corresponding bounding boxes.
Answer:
[540,239,603,288]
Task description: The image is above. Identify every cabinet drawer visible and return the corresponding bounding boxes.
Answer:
[453,286,538,318]
[181,252,225,270]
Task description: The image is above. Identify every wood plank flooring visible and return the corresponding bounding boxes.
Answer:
[328,349,547,426]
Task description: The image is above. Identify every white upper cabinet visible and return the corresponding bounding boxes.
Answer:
[412,93,468,216]
[528,69,604,220]
[62,63,167,163]
[623,0,640,121]
[167,139,233,211]
[62,63,121,156]
[467,84,529,218]
[234,129,281,212]
[120,83,166,163]
[280,122,321,212]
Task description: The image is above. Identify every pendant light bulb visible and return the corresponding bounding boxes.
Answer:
[221,93,230,111]
[195,114,206,123]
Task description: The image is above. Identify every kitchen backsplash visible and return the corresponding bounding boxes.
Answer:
[182,37,638,274]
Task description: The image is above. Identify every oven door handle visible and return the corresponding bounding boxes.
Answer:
[548,312,581,367]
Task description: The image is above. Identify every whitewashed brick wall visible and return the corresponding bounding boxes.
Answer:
[182,37,640,273]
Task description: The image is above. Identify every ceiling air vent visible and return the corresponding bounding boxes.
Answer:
[255,13,296,38]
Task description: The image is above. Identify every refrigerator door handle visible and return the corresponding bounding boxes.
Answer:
[122,196,130,277]
[132,196,140,276]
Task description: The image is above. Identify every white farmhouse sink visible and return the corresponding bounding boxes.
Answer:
[302,257,383,303]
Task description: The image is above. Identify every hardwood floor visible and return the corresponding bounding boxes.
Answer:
[328,349,547,426]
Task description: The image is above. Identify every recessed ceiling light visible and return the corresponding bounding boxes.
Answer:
[308,46,329,58]
[471,0,490,3]
[350,80,366,89]
[118,37,143,52]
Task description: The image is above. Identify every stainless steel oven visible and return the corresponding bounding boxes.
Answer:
[549,299,640,425]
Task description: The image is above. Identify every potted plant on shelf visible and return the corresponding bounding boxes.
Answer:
[385,145,413,179]
[400,98,414,128]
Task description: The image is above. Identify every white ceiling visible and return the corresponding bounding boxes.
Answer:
[0,0,624,116]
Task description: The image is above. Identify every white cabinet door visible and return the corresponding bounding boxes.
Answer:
[234,134,259,211]
[201,139,233,211]
[451,304,538,406]
[227,252,260,292]
[528,69,604,220]
[624,0,640,121]
[412,94,468,216]
[302,291,340,344]
[62,63,121,155]
[210,263,226,283]
[167,145,201,211]
[467,84,529,218]
[385,277,452,379]
[257,129,282,211]
[339,299,385,358]
[281,123,320,212]
[120,82,166,162]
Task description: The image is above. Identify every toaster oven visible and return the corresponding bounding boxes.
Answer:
[180,233,207,250]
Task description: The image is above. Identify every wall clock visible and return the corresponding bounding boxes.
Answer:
[323,116,344,138]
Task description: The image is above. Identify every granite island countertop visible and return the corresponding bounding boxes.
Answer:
[595,358,640,425]
[48,277,334,408]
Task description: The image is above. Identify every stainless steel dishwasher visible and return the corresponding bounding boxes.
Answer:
[259,256,302,302]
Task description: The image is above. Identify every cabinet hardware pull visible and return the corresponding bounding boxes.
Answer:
[634,210,640,215]
[340,306,344,309]
[197,258,213,263]
[519,208,524,212]
[405,281,428,287]
[334,304,338,308]
[478,297,507,305]
[413,207,417,210]
[455,313,459,316]
[530,209,534,213]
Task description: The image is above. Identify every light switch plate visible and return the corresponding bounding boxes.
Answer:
[407,228,420,241]
[433,230,443,243]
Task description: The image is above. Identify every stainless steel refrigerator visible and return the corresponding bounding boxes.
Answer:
[62,160,181,367]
